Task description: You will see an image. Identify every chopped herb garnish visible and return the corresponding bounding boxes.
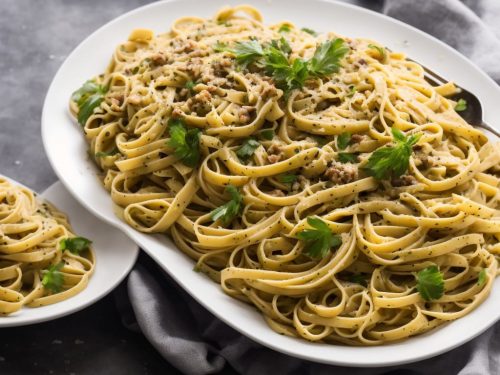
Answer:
[60,236,92,255]
[368,44,386,62]
[313,136,328,146]
[301,27,318,36]
[297,217,342,259]
[166,119,201,168]
[347,85,357,97]
[213,41,230,53]
[231,40,265,67]
[185,81,196,92]
[210,185,243,226]
[95,147,119,158]
[364,127,421,180]
[278,173,297,184]
[42,262,64,293]
[278,24,291,33]
[308,38,350,77]
[229,38,349,93]
[349,274,367,287]
[478,268,487,286]
[71,80,108,126]
[337,132,351,150]
[416,265,444,301]
[338,152,358,163]
[455,98,467,112]
[260,129,274,140]
[236,138,260,162]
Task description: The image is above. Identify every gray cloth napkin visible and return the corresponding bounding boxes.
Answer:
[124,1,500,374]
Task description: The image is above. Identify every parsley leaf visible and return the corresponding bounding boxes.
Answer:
[71,80,108,126]
[278,173,297,184]
[229,38,349,93]
[60,236,92,255]
[338,152,358,163]
[478,268,487,286]
[167,119,201,168]
[364,127,421,180]
[278,24,291,33]
[236,139,260,162]
[455,98,467,112]
[337,132,351,150]
[231,40,264,67]
[308,38,350,77]
[185,81,196,92]
[368,44,386,62]
[260,129,274,140]
[42,262,64,293]
[95,147,119,158]
[347,85,357,97]
[213,41,230,52]
[210,185,243,226]
[416,265,444,301]
[349,274,368,287]
[297,217,342,259]
[301,27,318,36]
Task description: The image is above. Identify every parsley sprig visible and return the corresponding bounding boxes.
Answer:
[337,132,351,150]
[210,185,243,226]
[42,262,64,293]
[228,37,349,93]
[71,80,108,126]
[167,119,201,168]
[416,265,444,301]
[455,98,467,112]
[60,236,92,255]
[236,139,260,162]
[364,127,421,180]
[297,217,342,259]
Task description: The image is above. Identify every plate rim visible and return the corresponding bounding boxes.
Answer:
[40,0,500,367]
[0,178,139,327]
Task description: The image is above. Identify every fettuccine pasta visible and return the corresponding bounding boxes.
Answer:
[70,6,500,345]
[0,178,94,315]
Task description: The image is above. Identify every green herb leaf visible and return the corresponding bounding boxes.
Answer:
[166,119,201,168]
[213,41,230,53]
[297,217,342,259]
[308,38,349,77]
[347,85,357,97]
[337,132,351,150]
[338,152,358,163]
[72,80,108,126]
[313,136,328,146]
[478,268,487,286]
[95,147,119,158]
[364,127,421,180]
[416,265,444,301]
[278,24,291,33]
[301,27,318,36]
[368,44,386,62]
[210,185,243,226]
[260,129,274,140]
[349,274,367,287]
[231,40,264,67]
[236,139,260,161]
[455,98,467,112]
[60,236,92,255]
[42,262,64,293]
[278,173,297,184]
[185,81,196,92]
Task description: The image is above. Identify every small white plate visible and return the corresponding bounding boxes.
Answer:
[41,0,500,367]
[0,179,139,327]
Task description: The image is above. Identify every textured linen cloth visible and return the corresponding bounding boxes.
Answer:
[124,1,500,374]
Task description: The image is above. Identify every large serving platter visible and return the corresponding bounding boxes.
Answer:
[41,0,500,366]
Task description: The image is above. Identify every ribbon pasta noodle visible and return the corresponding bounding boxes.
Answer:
[71,6,500,345]
[0,178,95,315]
